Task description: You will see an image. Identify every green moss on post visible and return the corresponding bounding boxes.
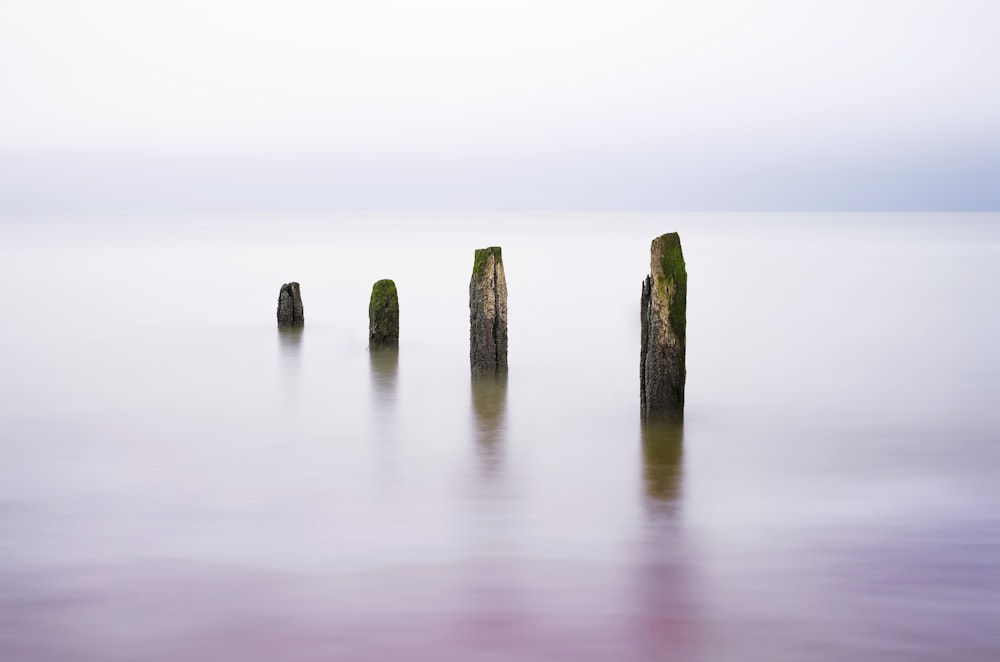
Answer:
[368,279,399,348]
[473,247,501,280]
[640,232,687,420]
[657,233,687,345]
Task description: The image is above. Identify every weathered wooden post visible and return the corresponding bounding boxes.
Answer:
[640,233,686,419]
[469,247,508,376]
[368,279,399,348]
[277,282,304,326]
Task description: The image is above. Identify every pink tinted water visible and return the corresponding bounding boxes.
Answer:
[0,213,997,661]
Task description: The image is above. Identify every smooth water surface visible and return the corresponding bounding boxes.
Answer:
[1,213,997,661]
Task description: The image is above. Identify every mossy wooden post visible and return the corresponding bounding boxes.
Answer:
[277,282,304,327]
[368,279,399,348]
[469,247,508,376]
[640,233,686,419]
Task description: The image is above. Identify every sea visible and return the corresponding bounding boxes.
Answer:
[0,212,997,661]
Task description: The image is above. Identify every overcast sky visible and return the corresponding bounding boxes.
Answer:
[1,0,998,211]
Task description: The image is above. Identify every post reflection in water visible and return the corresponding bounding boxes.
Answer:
[470,374,508,476]
[368,347,399,407]
[641,420,685,519]
[459,373,518,653]
[277,325,304,355]
[277,326,304,399]
[368,347,399,449]
[633,419,697,661]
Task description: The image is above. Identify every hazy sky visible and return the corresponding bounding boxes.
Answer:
[2,0,998,210]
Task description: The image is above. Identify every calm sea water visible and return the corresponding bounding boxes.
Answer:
[0,212,997,661]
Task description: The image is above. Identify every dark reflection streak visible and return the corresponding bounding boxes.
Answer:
[277,326,304,401]
[633,419,695,661]
[277,325,304,356]
[369,348,399,456]
[455,375,514,655]
[368,347,399,407]
[641,420,684,521]
[470,374,507,477]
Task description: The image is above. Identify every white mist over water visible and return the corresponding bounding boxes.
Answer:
[1,212,998,661]
[3,2,999,210]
